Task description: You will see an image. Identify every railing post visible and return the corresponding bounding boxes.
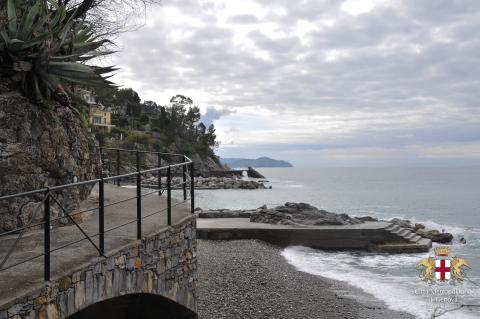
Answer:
[136,150,140,172]
[157,153,162,196]
[190,162,195,214]
[100,147,104,177]
[182,157,187,200]
[136,150,142,239]
[116,149,121,186]
[167,165,171,225]
[107,149,111,178]
[137,172,142,240]
[44,189,50,281]
[99,178,105,256]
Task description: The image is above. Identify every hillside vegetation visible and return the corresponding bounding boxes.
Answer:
[91,88,221,167]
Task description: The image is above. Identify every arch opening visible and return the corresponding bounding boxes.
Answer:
[67,293,197,319]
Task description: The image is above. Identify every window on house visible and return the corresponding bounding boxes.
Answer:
[93,116,102,124]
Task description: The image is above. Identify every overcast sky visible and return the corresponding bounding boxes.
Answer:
[112,0,480,167]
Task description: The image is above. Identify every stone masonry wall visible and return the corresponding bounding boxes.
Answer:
[0,215,197,319]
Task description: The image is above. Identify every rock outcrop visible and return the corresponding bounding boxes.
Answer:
[250,202,362,226]
[247,166,265,178]
[415,228,454,243]
[142,176,269,190]
[0,85,101,232]
[196,207,262,218]
[195,177,268,189]
[189,153,229,177]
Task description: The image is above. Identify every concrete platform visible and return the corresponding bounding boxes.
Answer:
[197,218,432,253]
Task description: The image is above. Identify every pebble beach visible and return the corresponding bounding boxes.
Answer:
[196,239,414,319]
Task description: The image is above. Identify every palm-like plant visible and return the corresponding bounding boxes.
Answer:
[0,0,116,105]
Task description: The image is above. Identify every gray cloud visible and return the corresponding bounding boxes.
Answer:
[227,14,260,24]
[112,0,480,165]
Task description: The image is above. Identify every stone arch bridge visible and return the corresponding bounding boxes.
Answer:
[0,149,198,319]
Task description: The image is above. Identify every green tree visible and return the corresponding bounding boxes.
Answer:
[186,106,200,126]
[143,100,159,116]
[95,86,118,110]
[206,124,218,148]
[116,88,141,117]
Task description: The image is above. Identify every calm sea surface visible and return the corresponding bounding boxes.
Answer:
[193,167,480,318]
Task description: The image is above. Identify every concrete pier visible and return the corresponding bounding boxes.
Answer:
[197,218,431,253]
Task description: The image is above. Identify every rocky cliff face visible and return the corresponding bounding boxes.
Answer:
[0,84,101,232]
[189,153,227,177]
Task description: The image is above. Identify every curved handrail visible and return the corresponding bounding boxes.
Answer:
[0,148,192,200]
[0,148,195,280]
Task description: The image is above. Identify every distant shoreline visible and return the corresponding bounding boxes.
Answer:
[221,156,294,168]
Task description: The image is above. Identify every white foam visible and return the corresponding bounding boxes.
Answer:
[363,211,479,236]
[282,246,479,319]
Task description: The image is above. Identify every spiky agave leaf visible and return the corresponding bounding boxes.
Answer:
[0,0,116,104]
[16,1,41,40]
[6,0,16,37]
[50,50,117,62]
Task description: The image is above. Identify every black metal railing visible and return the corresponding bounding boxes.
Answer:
[0,148,194,281]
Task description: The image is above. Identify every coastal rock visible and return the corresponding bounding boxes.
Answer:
[250,202,362,226]
[0,88,101,232]
[416,229,453,243]
[189,152,229,177]
[206,170,243,178]
[197,208,260,218]
[194,177,268,190]
[247,167,265,179]
[414,223,425,231]
[357,216,378,222]
[142,176,269,190]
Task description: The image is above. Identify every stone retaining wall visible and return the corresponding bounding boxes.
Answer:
[0,216,197,319]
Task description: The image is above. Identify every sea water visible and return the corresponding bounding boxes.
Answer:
[193,167,480,318]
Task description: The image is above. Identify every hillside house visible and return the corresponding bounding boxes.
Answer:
[79,89,115,132]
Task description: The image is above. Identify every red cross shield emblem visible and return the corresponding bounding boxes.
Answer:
[417,246,470,283]
[434,259,451,281]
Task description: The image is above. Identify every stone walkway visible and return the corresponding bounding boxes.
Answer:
[0,184,191,306]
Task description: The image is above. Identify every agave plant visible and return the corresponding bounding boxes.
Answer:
[0,0,116,105]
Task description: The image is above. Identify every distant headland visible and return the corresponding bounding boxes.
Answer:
[221,156,293,168]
